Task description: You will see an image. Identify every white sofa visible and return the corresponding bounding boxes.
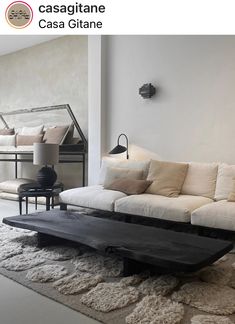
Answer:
[59,158,235,232]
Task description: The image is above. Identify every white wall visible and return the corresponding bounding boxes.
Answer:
[103,36,235,164]
[88,36,107,185]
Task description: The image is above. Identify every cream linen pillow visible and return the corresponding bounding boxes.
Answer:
[181,162,218,199]
[20,125,44,135]
[103,167,143,187]
[146,160,188,197]
[227,179,235,202]
[215,163,235,201]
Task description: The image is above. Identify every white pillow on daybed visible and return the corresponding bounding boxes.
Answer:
[0,135,15,146]
[20,125,44,135]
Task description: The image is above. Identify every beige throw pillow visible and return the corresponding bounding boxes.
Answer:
[0,128,14,135]
[98,157,150,185]
[16,134,43,146]
[227,179,235,202]
[105,179,152,195]
[43,126,69,144]
[146,160,189,197]
[103,167,143,187]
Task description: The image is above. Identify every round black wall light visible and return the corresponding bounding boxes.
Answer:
[139,83,156,99]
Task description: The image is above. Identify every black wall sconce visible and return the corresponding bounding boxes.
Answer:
[109,133,129,159]
[139,83,156,99]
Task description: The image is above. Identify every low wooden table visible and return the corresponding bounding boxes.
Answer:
[3,210,233,275]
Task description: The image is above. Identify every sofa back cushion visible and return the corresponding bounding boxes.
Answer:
[98,157,150,185]
[181,162,218,199]
[146,160,188,197]
[103,167,144,187]
[214,163,235,201]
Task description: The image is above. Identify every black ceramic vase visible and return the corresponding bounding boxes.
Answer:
[37,166,57,188]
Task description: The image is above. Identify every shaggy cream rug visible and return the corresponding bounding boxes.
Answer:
[72,252,123,277]
[125,295,184,324]
[53,273,104,295]
[1,222,235,324]
[81,282,141,312]
[171,281,235,315]
[190,315,234,324]
[26,264,69,282]
[137,275,179,296]
[38,246,81,261]
[1,252,46,271]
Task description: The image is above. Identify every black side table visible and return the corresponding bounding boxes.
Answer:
[18,182,64,215]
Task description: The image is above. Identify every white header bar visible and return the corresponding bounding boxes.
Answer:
[0,0,234,35]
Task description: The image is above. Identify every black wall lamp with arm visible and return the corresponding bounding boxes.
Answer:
[109,133,129,160]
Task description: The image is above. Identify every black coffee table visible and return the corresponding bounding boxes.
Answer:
[3,210,233,275]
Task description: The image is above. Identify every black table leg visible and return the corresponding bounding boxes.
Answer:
[60,203,67,211]
[52,195,54,209]
[26,197,28,215]
[82,153,85,186]
[123,258,151,276]
[37,233,66,247]
[35,197,37,210]
[19,196,22,215]
[46,196,50,211]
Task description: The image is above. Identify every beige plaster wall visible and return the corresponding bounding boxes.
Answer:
[0,36,88,188]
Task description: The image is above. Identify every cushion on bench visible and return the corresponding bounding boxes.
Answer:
[115,194,213,223]
[59,185,126,212]
[0,178,36,194]
[191,200,235,231]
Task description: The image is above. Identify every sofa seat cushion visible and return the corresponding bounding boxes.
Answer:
[115,194,213,223]
[191,200,235,231]
[59,185,127,212]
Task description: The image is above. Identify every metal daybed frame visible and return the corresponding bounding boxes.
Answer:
[0,104,87,186]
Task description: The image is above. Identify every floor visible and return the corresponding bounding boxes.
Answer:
[0,199,100,324]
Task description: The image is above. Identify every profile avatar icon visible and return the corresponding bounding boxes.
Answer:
[5,1,33,29]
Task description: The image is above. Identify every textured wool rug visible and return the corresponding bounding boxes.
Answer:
[1,215,235,324]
